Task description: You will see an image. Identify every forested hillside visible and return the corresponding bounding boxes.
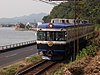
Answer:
[42,0,100,23]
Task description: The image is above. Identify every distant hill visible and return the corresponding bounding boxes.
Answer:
[0,13,47,24]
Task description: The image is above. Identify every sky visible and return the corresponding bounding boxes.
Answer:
[0,0,54,18]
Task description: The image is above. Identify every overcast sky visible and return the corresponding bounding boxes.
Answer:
[0,0,54,18]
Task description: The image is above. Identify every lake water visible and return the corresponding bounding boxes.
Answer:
[0,27,36,46]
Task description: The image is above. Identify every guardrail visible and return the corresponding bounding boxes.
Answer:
[0,40,36,51]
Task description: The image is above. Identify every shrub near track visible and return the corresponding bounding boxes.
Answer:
[0,54,42,75]
[76,24,100,60]
[51,45,98,75]
[76,45,97,60]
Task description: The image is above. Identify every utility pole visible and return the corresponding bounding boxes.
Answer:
[36,0,80,60]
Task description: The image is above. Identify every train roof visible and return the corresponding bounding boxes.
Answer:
[37,23,93,28]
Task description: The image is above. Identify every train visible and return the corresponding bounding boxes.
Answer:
[36,18,95,60]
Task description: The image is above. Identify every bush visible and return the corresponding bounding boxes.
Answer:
[25,55,42,63]
[0,65,17,75]
[76,45,96,60]
[86,45,96,56]
[0,54,42,75]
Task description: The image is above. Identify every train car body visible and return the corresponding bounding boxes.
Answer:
[37,19,95,60]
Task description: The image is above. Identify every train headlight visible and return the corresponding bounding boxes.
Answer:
[48,23,54,28]
[48,41,53,47]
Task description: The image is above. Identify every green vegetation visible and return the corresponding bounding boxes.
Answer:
[76,45,97,60]
[0,54,42,75]
[51,44,98,75]
[0,65,17,75]
[94,24,100,46]
[25,54,42,64]
[95,24,100,31]
[43,0,100,23]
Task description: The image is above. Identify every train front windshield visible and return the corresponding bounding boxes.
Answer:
[37,31,65,41]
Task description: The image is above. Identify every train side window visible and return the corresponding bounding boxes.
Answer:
[66,20,69,23]
[52,20,54,23]
[47,32,55,41]
[76,19,80,24]
[53,20,59,23]
[62,20,65,24]
[37,31,46,41]
[55,32,65,41]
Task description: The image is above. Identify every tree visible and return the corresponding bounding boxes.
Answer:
[42,0,100,23]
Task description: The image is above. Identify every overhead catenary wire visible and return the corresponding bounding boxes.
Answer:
[34,0,68,5]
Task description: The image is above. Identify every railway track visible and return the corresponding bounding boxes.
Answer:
[15,60,57,75]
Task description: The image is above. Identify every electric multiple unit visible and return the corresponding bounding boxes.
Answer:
[37,19,95,60]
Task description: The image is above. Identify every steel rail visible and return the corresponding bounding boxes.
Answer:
[15,60,57,75]
[33,61,57,75]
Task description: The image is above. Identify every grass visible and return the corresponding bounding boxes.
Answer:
[25,54,42,64]
[0,54,42,75]
[0,65,17,75]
